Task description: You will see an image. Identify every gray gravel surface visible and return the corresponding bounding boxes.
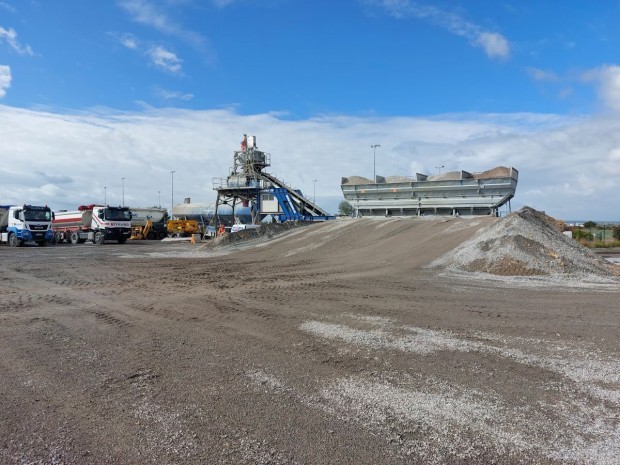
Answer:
[0,215,618,464]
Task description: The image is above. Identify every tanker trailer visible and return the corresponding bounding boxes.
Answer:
[172,202,252,226]
[1,204,54,247]
[129,207,169,240]
[53,204,132,244]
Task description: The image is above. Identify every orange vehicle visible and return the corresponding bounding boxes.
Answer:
[167,219,199,237]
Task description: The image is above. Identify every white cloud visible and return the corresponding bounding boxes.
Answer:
[583,65,620,113]
[118,0,207,50]
[110,33,184,75]
[120,33,139,49]
[372,0,510,60]
[119,0,171,31]
[0,26,34,55]
[0,65,11,98]
[154,87,193,100]
[475,32,509,59]
[0,105,618,219]
[597,147,620,176]
[147,45,182,73]
[527,67,560,82]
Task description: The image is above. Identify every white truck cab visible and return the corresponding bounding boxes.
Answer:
[0,204,54,247]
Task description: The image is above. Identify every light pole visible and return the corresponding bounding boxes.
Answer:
[371,144,381,182]
[170,171,175,220]
[435,165,445,174]
[158,190,161,208]
[104,186,107,205]
[121,177,125,207]
[313,179,317,203]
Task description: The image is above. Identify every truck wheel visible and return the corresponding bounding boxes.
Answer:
[54,231,64,244]
[8,233,19,247]
[146,231,156,240]
[157,231,167,240]
[94,231,105,245]
[70,232,80,245]
[118,237,127,244]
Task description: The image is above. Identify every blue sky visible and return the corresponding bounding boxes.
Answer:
[1,0,620,219]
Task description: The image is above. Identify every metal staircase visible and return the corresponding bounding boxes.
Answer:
[260,172,332,219]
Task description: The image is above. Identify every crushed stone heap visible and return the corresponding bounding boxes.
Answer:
[429,206,615,278]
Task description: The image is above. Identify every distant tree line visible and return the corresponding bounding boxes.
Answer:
[573,221,620,242]
[338,201,353,216]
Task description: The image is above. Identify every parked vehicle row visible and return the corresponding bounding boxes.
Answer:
[2,202,252,247]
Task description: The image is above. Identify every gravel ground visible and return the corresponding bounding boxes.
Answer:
[0,213,618,464]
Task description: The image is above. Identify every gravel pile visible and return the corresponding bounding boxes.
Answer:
[474,166,512,179]
[384,175,415,183]
[341,175,373,185]
[426,170,465,181]
[429,206,615,280]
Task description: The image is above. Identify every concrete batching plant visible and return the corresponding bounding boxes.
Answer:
[211,135,334,226]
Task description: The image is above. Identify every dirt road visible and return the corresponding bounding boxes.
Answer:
[1,217,619,464]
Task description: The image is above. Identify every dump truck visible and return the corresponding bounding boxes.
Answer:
[129,207,169,240]
[0,204,54,247]
[53,204,132,244]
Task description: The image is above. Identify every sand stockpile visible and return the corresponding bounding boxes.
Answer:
[473,166,512,179]
[429,206,615,280]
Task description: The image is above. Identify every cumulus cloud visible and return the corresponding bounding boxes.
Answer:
[371,0,510,60]
[147,45,182,73]
[0,65,11,98]
[0,26,34,55]
[0,105,618,220]
[583,65,620,113]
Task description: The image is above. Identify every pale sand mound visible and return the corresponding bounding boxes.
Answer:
[429,206,614,279]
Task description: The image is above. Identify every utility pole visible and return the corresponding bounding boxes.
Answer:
[121,177,125,207]
[371,144,381,182]
[170,171,175,220]
[104,186,107,205]
[313,179,317,203]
